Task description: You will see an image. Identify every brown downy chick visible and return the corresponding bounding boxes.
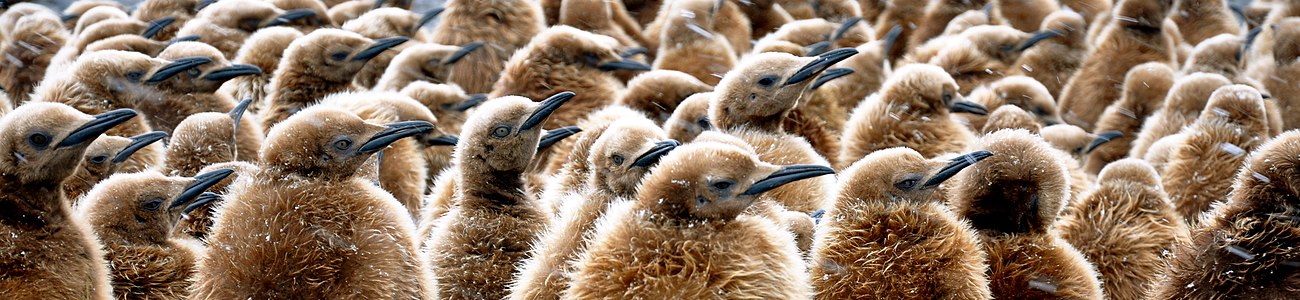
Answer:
[431,0,545,94]
[425,92,573,300]
[341,7,447,89]
[1129,72,1231,159]
[1143,134,1186,176]
[993,0,1058,33]
[735,0,794,40]
[65,131,168,202]
[82,34,185,56]
[0,3,53,37]
[0,12,64,105]
[1038,123,1116,206]
[172,160,261,242]
[146,41,263,135]
[563,141,827,299]
[261,29,409,130]
[177,0,319,58]
[77,169,231,299]
[1007,9,1087,98]
[1057,0,1175,131]
[67,5,128,38]
[949,129,1104,299]
[131,0,200,41]
[373,41,483,91]
[957,75,1062,131]
[651,0,736,86]
[1057,158,1189,300]
[814,37,894,131]
[52,16,177,68]
[944,9,991,35]
[559,0,648,58]
[1058,0,1109,27]
[59,0,127,30]
[812,148,993,299]
[1265,18,1300,131]
[662,91,713,143]
[1170,0,1241,45]
[161,99,260,177]
[814,0,863,22]
[223,26,303,115]
[399,82,484,185]
[267,0,335,31]
[840,63,985,166]
[778,0,816,19]
[1083,62,1176,174]
[981,104,1043,134]
[1163,85,1272,227]
[752,17,873,55]
[325,0,374,25]
[1181,34,1259,88]
[1148,130,1300,299]
[858,0,886,22]
[908,0,990,50]
[926,39,1009,95]
[615,69,713,124]
[874,0,926,62]
[511,119,676,300]
[0,103,139,300]
[538,106,653,212]
[191,106,432,299]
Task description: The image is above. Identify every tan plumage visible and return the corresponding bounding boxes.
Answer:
[735,0,794,40]
[1142,133,1187,175]
[399,82,482,186]
[267,0,336,31]
[82,34,172,56]
[540,106,651,200]
[1058,0,1110,27]
[221,26,303,116]
[172,161,261,242]
[52,17,167,68]
[956,75,1061,132]
[261,28,408,130]
[492,26,637,131]
[874,0,926,61]
[374,42,481,92]
[981,105,1042,134]
[1129,72,1231,159]
[341,7,440,89]
[1170,0,1241,45]
[66,132,167,202]
[131,0,200,41]
[325,0,375,25]
[615,70,712,124]
[650,0,737,86]
[146,42,262,136]
[993,0,1058,32]
[59,0,128,30]
[175,0,305,58]
[909,0,989,49]
[432,0,544,93]
[0,10,64,105]
[1084,62,1175,174]
[1007,9,1087,98]
[813,39,890,132]
[1057,0,1175,131]
[840,64,979,166]
[1264,17,1300,132]
[1163,85,1272,227]
[662,91,713,143]
[160,102,259,178]
[558,0,647,56]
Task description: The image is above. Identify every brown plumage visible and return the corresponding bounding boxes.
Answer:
[222,26,303,116]
[752,18,873,55]
[559,0,647,56]
[1163,85,1272,227]
[172,161,261,242]
[957,75,1061,132]
[993,0,1058,32]
[373,42,482,92]
[260,28,408,130]
[145,41,262,135]
[1058,0,1109,27]
[399,82,483,186]
[1265,17,1300,132]
[82,34,174,56]
[926,39,1009,96]
[735,0,794,40]
[432,0,544,93]
[943,9,991,35]
[52,16,175,68]
[1129,72,1231,159]
[1057,159,1189,300]
[661,91,713,143]
[0,103,139,300]
[1142,133,1187,175]
[813,39,891,132]
[191,106,432,298]
[650,0,737,86]
[1037,123,1103,208]
[981,105,1042,134]
[1057,0,1175,131]
[341,7,443,89]
[949,129,1103,299]
[909,0,989,50]
[65,132,168,202]
[325,0,374,24]
[840,63,982,166]
[59,0,127,30]
[1148,130,1300,299]
[267,0,335,31]
[1170,0,1241,45]
[160,100,259,177]
[0,10,64,105]
[1181,34,1258,88]
[176,0,312,58]
[66,5,128,40]
[615,70,713,124]
[540,106,651,194]
[1007,9,1087,98]
[1084,62,1175,174]
[130,0,200,41]
[874,0,926,61]
[811,147,992,299]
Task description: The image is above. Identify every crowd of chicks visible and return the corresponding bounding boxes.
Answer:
[0,0,1297,298]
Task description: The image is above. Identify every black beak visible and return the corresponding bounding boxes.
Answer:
[520,91,575,131]
[146,56,214,84]
[264,9,318,27]
[358,121,435,154]
[452,94,488,111]
[169,35,201,43]
[537,126,582,150]
[741,164,835,196]
[1084,130,1123,154]
[182,192,222,215]
[785,48,858,86]
[373,0,387,9]
[981,2,993,15]
[61,14,77,22]
[202,64,262,82]
[196,0,218,11]
[1016,30,1062,52]
[620,47,648,59]
[141,16,176,39]
[598,59,652,72]
[831,16,862,42]
[57,109,139,148]
[353,36,410,61]
[414,7,445,31]
[112,131,167,163]
[631,139,680,167]
[229,98,252,142]
[810,68,854,90]
[443,41,483,65]
[805,41,830,56]
[920,150,993,189]
[170,168,234,209]
[882,25,904,59]
[1244,26,1263,54]
[949,100,989,115]
[426,135,458,146]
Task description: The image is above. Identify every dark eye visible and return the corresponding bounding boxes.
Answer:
[895,178,919,190]
[696,196,709,206]
[141,198,163,211]
[186,68,201,77]
[942,91,953,103]
[126,71,144,82]
[611,154,624,165]
[330,51,348,61]
[756,75,778,87]
[492,125,511,138]
[89,155,108,164]
[582,53,599,65]
[711,180,733,190]
[27,132,50,149]
[696,117,711,130]
[333,139,352,150]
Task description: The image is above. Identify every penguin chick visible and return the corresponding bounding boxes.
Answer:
[426,92,573,300]
[814,39,892,131]
[82,34,178,56]
[373,41,483,91]
[1084,62,1176,174]
[1007,9,1087,98]
[261,28,408,130]
[0,3,53,37]
[266,0,335,31]
[651,0,736,86]
[733,0,793,41]
[814,0,863,22]
[993,0,1058,33]
[909,0,990,50]
[1169,0,1241,45]
[325,0,373,25]
[130,0,199,41]
[161,100,260,177]
[65,132,168,202]
[1181,34,1260,90]
[1142,133,1187,175]
[957,75,1061,131]
[68,5,128,38]
[510,119,675,300]
[52,16,177,68]
[925,39,1009,96]
[400,82,484,182]
[431,0,545,94]
[341,7,439,41]
[1057,158,1189,300]
[949,129,1103,299]
[77,168,231,299]
[1265,18,1300,131]
[558,0,647,57]
[0,103,139,300]
[1057,0,1175,131]
[0,12,65,105]
[177,0,317,58]
[943,9,991,36]
[615,69,713,124]
[1163,85,1272,227]
[981,105,1043,134]
[224,26,303,116]
[562,141,829,299]
[146,41,263,135]
[874,0,927,61]
[540,105,653,198]
[1129,72,1231,159]
[191,106,432,299]
[1058,0,1109,27]
[60,0,127,30]
[172,161,261,242]
[840,64,984,166]
[1148,130,1300,299]
[662,91,713,143]
[811,147,993,299]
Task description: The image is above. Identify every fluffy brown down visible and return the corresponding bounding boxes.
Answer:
[432,0,544,93]
[840,64,976,166]
[1128,72,1232,159]
[1083,62,1175,174]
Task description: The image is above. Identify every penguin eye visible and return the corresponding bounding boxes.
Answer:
[582,53,599,65]
[895,179,919,190]
[333,139,353,150]
[611,154,624,165]
[186,68,201,77]
[710,180,734,191]
[696,117,711,130]
[942,91,953,103]
[330,51,349,61]
[491,125,511,138]
[126,71,145,83]
[756,75,779,87]
[89,155,108,164]
[27,132,51,149]
[141,198,164,211]
[696,196,709,206]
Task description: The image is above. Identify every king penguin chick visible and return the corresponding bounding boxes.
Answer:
[176,0,318,58]
[146,41,264,135]
[811,148,993,299]
[266,0,334,32]
[1057,0,1175,131]
[160,99,260,177]
[223,26,303,115]
[558,0,648,59]
[425,92,573,300]
[0,11,65,105]
[77,168,231,299]
[400,82,485,183]
[1169,0,1241,45]
[992,0,1058,33]
[0,103,139,300]
[81,34,183,57]
[874,0,927,62]
[908,0,989,51]
[1264,18,1300,131]
[840,63,985,166]
[1007,9,1087,99]
[67,5,128,38]
[191,106,433,299]
[562,140,829,299]
[431,0,544,94]
[1057,159,1189,300]
[51,15,177,69]
[615,69,713,124]
[949,129,1104,299]
[1148,130,1300,299]
[540,105,654,198]
[981,105,1043,134]
[651,0,736,86]
[662,91,713,143]
[1163,85,1272,227]
[1058,0,1109,27]
[1129,72,1231,159]
[172,161,262,242]
[956,75,1062,131]
[1181,34,1260,90]
[373,41,483,92]
[340,8,448,90]
[1083,62,1176,174]
[261,28,408,130]
[130,0,200,41]
[65,131,168,202]
[59,0,127,30]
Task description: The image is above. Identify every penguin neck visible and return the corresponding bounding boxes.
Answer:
[460,168,533,208]
[273,70,355,111]
[0,175,73,231]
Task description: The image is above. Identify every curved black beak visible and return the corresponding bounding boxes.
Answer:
[443,41,483,65]
[414,7,445,31]
[141,16,176,39]
[598,59,652,72]
[811,209,826,225]
[881,25,904,59]
[61,14,77,22]
[538,126,582,150]
[202,64,262,82]
[981,2,993,15]
[354,36,410,61]
[785,48,858,86]
[620,47,648,59]
[631,139,680,167]
[425,135,458,146]
[950,100,989,115]
[1084,130,1123,154]
[373,0,387,9]
[1244,26,1263,54]
[264,9,318,27]
[358,120,435,154]
[182,192,222,215]
[831,16,862,42]
[741,164,835,196]
[169,35,201,44]
[805,41,830,56]
[520,91,575,131]
[921,150,992,189]
[1016,30,1062,52]
[146,56,214,84]
[229,98,252,142]
[57,109,139,148]
[196,0,218,11]
[452,94,488,111]
[170,168,234,209]
[810,68,854,90]
[112,131,167,163]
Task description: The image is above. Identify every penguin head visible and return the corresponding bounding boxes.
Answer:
[928,40,1007,95]
[320,91,445,148]
[156,42,262,93]
[619,70,713,124]
[195,0,296,32]
[68,50,197,104]
[1120,62,1176,107]
[455,92,574,174]
[1040,124,1093,157]
[172,112,241,163]
[388,42,483,85]
[75,18,153,48]
[1112,0,1171,32]
[0,103,138,184]
[1096,158,1161,188]
[661,0,723,42]
[1226,130,1300,215]
[445,0,540,28]
[1185,34,1244,74]
[637,140,834,221]
[710,50,858,131]
[526,26,649,75]
[974,76,1060,126]
[77,131,166,182]
[71,5,127,34]
[663,92,714,143]
[235,26,304,73]
[879,64,980,117]
[951,129,1070,235]
[401,82,484,132]
[1198,85,1269,136]
[1162,72,1232,115]
[559,0,615,30]
[78,169,231,245]
[267,0,333,30]
[283,28,409,83]
[839,147,992,204]
[588,119,676,196]
[1272,18,1300,64]
[0,3,55,33]
[84,34,171,57]
[959,25,1031,63]
[260,106,432,179]
[981,105,1042,134]
[342,7,422,39]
